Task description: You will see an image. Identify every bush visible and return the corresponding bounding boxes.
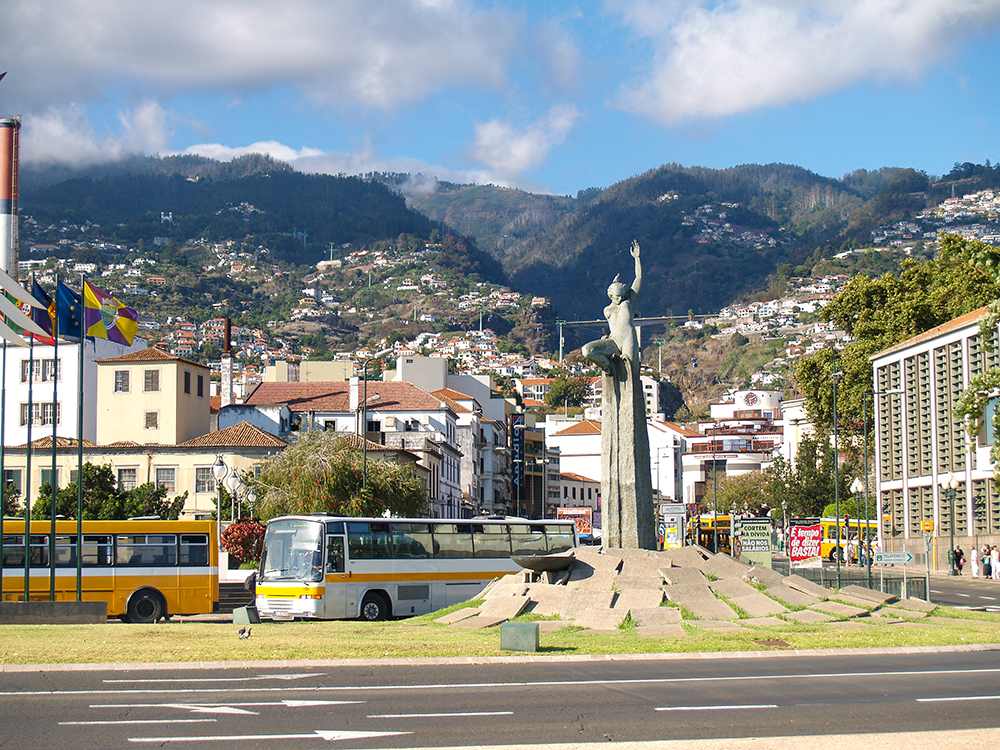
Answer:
[221,520,266,566]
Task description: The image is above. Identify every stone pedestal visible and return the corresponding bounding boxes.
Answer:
[600,365,655,549]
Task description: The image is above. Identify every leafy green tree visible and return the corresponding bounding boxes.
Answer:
[761,436,852,520]
[2,482,22,517]
[544,377,590,408]
[795,234,1000,439]
[29,464,185,520]
[253,432,427,520]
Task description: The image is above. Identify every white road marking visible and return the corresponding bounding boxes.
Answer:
[128,729,410,743]
[104,673,322,684]
[917,695,1000,702]
[15,668,1000,698]
[61,719,216,726]
[656,704,778,711]
[368,711,513,718]
[91,699,360,712]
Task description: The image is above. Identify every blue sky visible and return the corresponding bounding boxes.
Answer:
[3,1,1000,197]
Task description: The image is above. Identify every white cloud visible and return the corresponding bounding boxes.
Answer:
[470,104,581,179]
[20,101,173,166]
[2,0,516,112]
[610,0,1000,124]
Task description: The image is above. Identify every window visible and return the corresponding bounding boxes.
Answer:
[117,468,137,490]
[155,468,176,493]
[144,411,159,429]
[21,358,60,383]
[144,369,160,392]
[40,468,58,489]
[20,402,61,426]
[3,469,23,496]
[114,370,130,393]
[195,467,215,494]
[117,534,177,566]
[197,374,204,398]
[183,371,191,395]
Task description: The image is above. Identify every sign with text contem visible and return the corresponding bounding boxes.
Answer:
[874,551,913,565]
[738,519,772,568]
[789,524,823,569]
[557,507,593,536]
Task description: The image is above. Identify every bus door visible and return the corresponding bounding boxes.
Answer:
[322,533,351,619]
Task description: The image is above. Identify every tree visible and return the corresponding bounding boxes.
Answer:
[253,432,428,519]
[221,520,266,565]
[544,377,590,408]
[760,436,852,520]
[28,464,185,520]
[795,234,1000,441]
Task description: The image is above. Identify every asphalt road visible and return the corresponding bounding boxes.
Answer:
[4,649,1000,749]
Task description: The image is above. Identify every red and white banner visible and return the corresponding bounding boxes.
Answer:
[789,524,823,569]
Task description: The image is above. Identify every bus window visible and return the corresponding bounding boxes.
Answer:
[117,534,177,566]
[391,523,431,559]
[326,536,344,572]
[180,534,209,565]
[432,523,473,558]
[82,535,113,566]
[509,524,545,555]
[1,534,24,568]
[347,522,392,559]
[54,535,77,567]
[473,524,511,558]
[544,525,575,553]
[29,535,49,567]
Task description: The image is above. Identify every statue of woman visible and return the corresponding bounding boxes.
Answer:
[582,240,642,377]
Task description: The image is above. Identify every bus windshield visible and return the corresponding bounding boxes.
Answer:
[260,519,324,582]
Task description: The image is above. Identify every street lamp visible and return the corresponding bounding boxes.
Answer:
[850,477,864,568]
[831,366,843,589]
[941,471,960,576]
[781,498,788,554]
[226,471,243,525]
[212,456,228,551]
[712,422,719,554]
[359,347,393,489]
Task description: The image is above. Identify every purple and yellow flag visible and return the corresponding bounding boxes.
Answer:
[83,280,138,345]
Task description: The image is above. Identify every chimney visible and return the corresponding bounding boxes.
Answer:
[220,318,233,408]
[349,376,360,413]
[0,116,21,277]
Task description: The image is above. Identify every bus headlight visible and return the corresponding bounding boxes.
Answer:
[299,594,323,600]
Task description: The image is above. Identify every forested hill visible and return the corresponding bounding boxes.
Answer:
[21,155,457,268]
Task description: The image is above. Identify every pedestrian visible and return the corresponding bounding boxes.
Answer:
[971,545,980,578]
[954,546,964,574]
[991,546,1000,581]
[983,545,992,578]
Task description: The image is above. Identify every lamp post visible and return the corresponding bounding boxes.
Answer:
[247,488,257,519]
[941,472,960,576]
[831,366,843,589]
[226,471,242,525]
[712,423,719,554]
[781,498,788,555]
[850,477,864,568]
[212,456,228,552]
[359,348,393,489]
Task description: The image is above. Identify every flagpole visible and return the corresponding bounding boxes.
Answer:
[23,333,33,601]
[49,273,58,600]
[76,273,85,600]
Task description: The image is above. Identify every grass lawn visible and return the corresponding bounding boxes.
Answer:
[1,603,998,666]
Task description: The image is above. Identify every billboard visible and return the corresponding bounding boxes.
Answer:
[557,507,593,536]
[789,524,823,569]
[737,519,772,568]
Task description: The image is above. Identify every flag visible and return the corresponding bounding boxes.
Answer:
[56,281,82,340]
[31,279,57,345]
[83,280,138,345]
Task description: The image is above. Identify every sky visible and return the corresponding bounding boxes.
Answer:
[3,0,1000,198]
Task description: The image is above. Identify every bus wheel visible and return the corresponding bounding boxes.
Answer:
[829,548,843,563]
[126,589,165,624]
[360,592,390,621]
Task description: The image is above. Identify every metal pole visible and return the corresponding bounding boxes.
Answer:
[864,391,872,588]
[831,367,842,589]
[712,423,718,554]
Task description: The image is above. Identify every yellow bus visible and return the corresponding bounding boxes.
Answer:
[0,518,219,623]
[687,514,735,554]
[255,515,578,621]
[815,517,878,562]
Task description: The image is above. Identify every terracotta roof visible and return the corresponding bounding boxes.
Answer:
[655,420,703,437]
[873,306,989,360]
[177,422,288,448]
[242,381,447,413]
[431,388,472,413]
[561,471,599,483]
[94,347,207,369]
[552,419,602,436]
[19,436,97,449]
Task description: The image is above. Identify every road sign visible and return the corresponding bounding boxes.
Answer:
[875,551,913,565]
[921,519,934,532]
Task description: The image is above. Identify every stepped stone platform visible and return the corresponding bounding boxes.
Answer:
[434,546,936,636]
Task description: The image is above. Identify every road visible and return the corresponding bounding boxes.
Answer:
[4,649,1000,748]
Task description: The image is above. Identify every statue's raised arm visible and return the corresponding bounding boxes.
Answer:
[629,240,642,298]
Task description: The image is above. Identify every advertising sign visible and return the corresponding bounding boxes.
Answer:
[789,524,823,569]
[557,507,592,536]
[737,519,772,568]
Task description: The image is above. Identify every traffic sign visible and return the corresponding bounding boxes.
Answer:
[875,551,913,565]
[921,519,934,532]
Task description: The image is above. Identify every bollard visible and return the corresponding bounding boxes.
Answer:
[499,621,539,652]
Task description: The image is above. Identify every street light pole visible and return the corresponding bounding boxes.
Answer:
[942,472,959,576]
[831,366,843,589]
[212,456,228,556]
[712,423,718,554]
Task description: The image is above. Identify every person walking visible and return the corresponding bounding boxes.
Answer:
[983,545,992,579]
[991,546,1000,581]
[971,545,980,578]
[954,546,964,575]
